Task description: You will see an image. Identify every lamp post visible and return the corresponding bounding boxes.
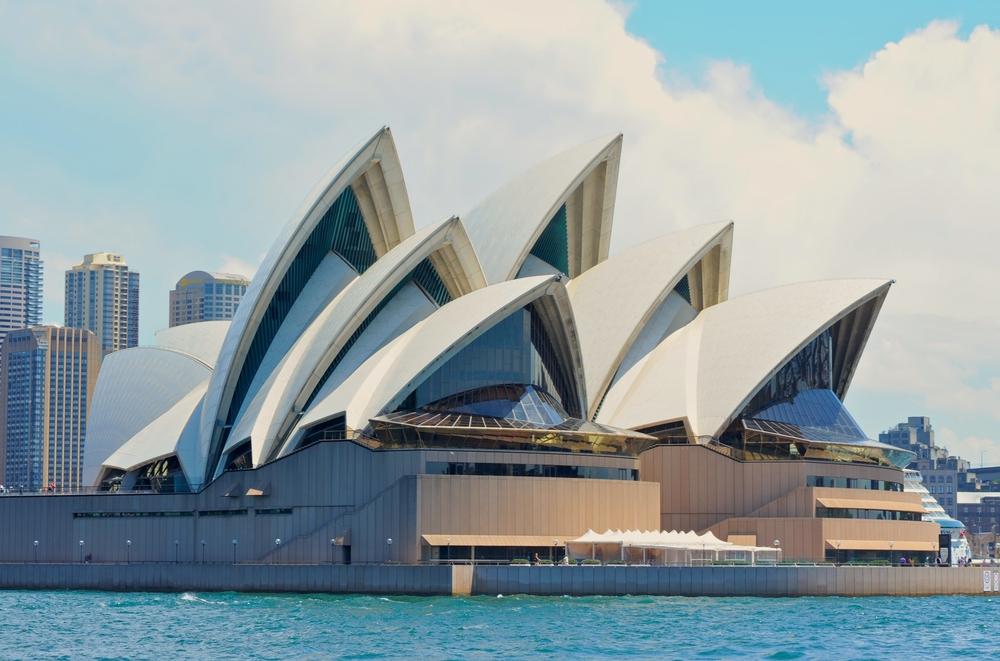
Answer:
[79,540,85,564]
[126,539,132,565]
[446,537,451,564]
[834,540,841,565]
[386,537,393,564]
[33,540,38,563]
[274,538,281,565]
[330,538,336,565]
[889,541,895,565]
[232,538,238,565]
[773,539,781,565]
[174,539,179,564]
[200,539,206,564]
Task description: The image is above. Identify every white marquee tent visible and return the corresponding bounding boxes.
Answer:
[566,529,782,565]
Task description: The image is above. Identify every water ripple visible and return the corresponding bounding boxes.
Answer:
[0,591,996,659]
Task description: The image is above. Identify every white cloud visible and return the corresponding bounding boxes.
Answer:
[937,428,999,467]
[216,255,259,281]
[0,1,997,448]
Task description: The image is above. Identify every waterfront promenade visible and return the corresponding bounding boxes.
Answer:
[0,562,995,597]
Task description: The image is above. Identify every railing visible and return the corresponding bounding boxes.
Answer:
[0,484,207,497]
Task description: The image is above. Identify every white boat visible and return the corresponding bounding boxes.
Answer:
[903,469,972,565]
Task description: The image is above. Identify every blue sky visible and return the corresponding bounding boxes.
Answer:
[0,1,997,462]
[627,1,1000,116]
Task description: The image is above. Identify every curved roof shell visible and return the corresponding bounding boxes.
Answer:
[222,216,486,469]
[99,382,207,484]
[83,347,211,486]
[289,275,585,445]
[596,278,892,438]
[568,222,733,416]
[463,135,622,284]
[153,320,230,368]
[199,127,415,484]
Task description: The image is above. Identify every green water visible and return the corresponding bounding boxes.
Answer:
[0,590,995,659]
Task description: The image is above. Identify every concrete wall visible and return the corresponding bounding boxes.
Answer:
[639,444,937,561]
[472,565,998,597]
[0,441,648,565]
[0,563,454,594]
[639,444,912,531]
[0,563,994,597]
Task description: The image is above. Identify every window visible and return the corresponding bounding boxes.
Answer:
[402,306,579,417]
[425,461,637,481]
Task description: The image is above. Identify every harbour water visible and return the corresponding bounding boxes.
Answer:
[0,590,997,659]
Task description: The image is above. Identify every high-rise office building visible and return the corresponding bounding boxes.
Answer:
[168,271,249,327]
[879,416,940,462]
[65,252,139,353]
[0,326,101,491]
[0,236,43,356]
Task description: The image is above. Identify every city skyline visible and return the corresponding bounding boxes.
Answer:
[1,1,998,464]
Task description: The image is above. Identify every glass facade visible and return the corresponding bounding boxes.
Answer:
[426,461,637,481]
[816,506,920,522]
[169,272,248,327]
[673,274,691,306]
[421,384,566,427]
[719,329,909,467]
[351,305,657,455]
[744,389,870,445]
[742,330,834,419]
[64,253,138,354]
[1,327,95,491]
[806,475,903,492]
[402,307,579,417]
[528,204,569,275]
[131,455,190,493]
[0,239,43,359]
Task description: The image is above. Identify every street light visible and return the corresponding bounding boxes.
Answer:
[79,540,85,564]
[232,538,238,565]
[126,539,132,564]
[330,538,336,565]
[773,539,781,564]
[889,541,895,565]
[274,538,281,565]
[33,540,38,563]
[386,537,393,564]
[200,539,206,564]
[174,539,179,564]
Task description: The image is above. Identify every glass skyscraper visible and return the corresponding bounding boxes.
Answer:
[0,236,43,357]
[168,271,249,327]
[0,326,101,491]
[65,252,139,353]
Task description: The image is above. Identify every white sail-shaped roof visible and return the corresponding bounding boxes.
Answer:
[199,127,415,485]
[568,222,733,416]
[290,275,584,440]
[153,321,230,368]
[99,383,207,483]
[83,347,211,487]
[463,135,622,283]
[222,216,485,468]
[596,279,892,437]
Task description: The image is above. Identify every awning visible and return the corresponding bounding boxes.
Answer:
[816,497,925,514]
[825,539,938,551]
[421,534,566,547]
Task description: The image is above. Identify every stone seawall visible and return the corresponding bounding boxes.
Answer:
[0,563,455,595]
[0,563,995,597]
[474,565,998,597]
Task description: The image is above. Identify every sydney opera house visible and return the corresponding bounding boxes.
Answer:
[0,128,939,566]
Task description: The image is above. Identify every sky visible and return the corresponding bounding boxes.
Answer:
[0,0,998,462]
